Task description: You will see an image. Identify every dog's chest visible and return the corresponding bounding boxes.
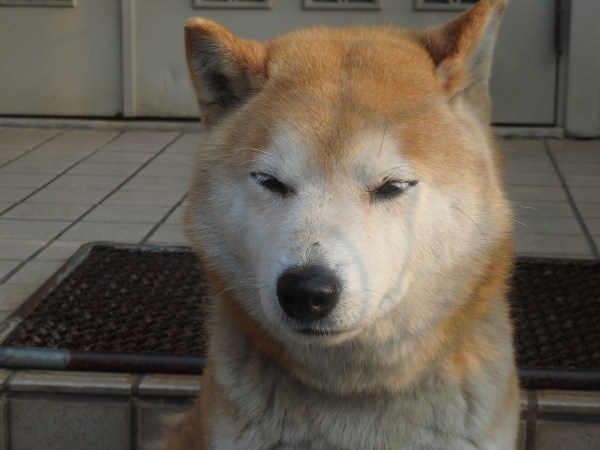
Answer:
[213,366,484,450]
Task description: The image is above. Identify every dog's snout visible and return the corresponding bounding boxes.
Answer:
[276,266,341,321]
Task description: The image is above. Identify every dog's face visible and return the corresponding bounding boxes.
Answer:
[185,1,510,348]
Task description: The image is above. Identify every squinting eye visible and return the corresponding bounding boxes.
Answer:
[370,180,417,202]
[251,172,291,198]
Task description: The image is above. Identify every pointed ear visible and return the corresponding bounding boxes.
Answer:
[184,18,267,129]
[419,0,507,119]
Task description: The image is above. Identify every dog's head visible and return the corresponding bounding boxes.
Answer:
[184,0,511,348]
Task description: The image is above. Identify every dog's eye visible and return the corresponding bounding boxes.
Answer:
[371,180,417,202]
[251,172,291,198]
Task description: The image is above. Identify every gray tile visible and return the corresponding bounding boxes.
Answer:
[504,172,561,187]
[563,173,600,187]
[171,132,206,143]
[138,374,201,397]
[121,176,189,192]
[36,146,96,158]
[147,224,187,245]
[0,173,55,188]
[165,205,185,224]
[162,142,203,155]
[116,130,180,143]
[84,204,170,223]
[0,187,35,202]
[577,202,600,218]
[547,138,600,154]
[136,399,194,449]
[505,160,555,173]
[556,162,600,175]
[0,148,29,160]
[136,163,193,178]
[0,259,21,279]
[549,139,600,163]
[0,283,38,313]
[499,139,547,157]
[0,159,74,174]
[10,396,130,450]
[34,240,86,261]
[7,260,64,284]
[68,162,140,176]
[506,186,568,203]
[163,132,206,154]
[152,153,195,165]
[60,221,154,242]
[0,128,60,149]
[98,131,180,154]
[568,187,600,203]
[0,219,70,240]
[5,152,83,172]
[553,152,600,163]
[513,216,582,236]
[585,218,600,235]
[515,234,592,257]
[0,202,14,214]
[39,130,118,152]
[3,202,90,221]
[86,151,154,164]
[9,371,137,395]
[594,235,600,252]
[516,252,594,260]
[27,188,108,205]
[0,239,47,259]
[16,151,83,165]
[46,174,125,191]
[100,142,164,154]
[104,190,184,207]
[535,420,600,450]
[511,201,574,218]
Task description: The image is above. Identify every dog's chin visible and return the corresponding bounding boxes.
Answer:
[274,321,363,347]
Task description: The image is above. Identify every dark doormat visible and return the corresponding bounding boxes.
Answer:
[0,243,599,390]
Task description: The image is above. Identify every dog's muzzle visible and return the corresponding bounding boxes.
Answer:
[276,265,341,322]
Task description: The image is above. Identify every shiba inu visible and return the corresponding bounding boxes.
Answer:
[156,0,519,448]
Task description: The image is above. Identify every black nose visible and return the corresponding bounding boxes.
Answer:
[276,265,341,321]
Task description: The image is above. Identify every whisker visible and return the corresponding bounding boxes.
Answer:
[513,219,528,228]
[379,166,414,177]
[509,202,536,210]
[378,123,388,157]
[453,207,489,245]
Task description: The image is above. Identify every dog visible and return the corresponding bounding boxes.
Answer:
[156,0,519,448]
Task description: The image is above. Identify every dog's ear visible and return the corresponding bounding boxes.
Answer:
[419,0,507,121]
[185,18,267,129]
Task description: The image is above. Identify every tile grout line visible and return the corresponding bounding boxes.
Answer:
[0,132,184,285]
[0,130,128,283]
[0,129,65,170]
[140,193,188,244]
[0,131,124,219]
[544,141,600,259]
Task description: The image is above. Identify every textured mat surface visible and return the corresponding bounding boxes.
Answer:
[3,245,600,379]
[4,245,210,357]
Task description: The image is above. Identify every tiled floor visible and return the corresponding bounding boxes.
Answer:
[0,126,599,319]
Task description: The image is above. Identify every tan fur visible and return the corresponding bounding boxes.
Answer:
[155,1,519,448]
